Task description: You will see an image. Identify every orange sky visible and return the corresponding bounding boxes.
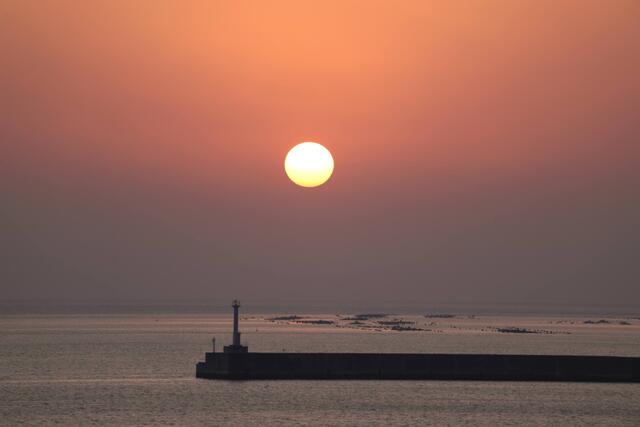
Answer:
[1,1,639,305]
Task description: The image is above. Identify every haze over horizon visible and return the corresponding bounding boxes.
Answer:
[2,1,639,308]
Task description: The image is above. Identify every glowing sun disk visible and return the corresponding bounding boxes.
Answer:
[284,142,334,187]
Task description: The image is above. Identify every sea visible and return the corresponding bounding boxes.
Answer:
[1,302,639,426]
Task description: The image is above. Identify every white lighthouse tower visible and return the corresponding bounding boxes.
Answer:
[223,300,248,353]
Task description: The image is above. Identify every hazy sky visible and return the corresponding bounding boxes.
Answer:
[1,1,639,307]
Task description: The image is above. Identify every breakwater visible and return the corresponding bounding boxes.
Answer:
[196,352,640,382]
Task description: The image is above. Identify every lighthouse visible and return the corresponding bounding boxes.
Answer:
[223,300,248,353]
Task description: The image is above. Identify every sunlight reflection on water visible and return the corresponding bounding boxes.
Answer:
[1,312,639,425]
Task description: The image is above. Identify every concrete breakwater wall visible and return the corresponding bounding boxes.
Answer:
[196,352,640,382]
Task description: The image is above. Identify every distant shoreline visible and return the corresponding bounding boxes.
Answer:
[1,301,639,317]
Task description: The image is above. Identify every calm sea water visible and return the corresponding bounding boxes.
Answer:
[1,305,639,426]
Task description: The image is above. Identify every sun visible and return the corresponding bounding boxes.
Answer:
[284,142,334,187]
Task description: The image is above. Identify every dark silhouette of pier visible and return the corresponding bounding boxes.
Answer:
[196,302,640,382]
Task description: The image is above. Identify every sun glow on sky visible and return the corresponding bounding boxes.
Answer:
[2,1,639,305]
[284,142,334,187]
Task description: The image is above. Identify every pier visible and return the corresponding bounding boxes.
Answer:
[196,302,640,382]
